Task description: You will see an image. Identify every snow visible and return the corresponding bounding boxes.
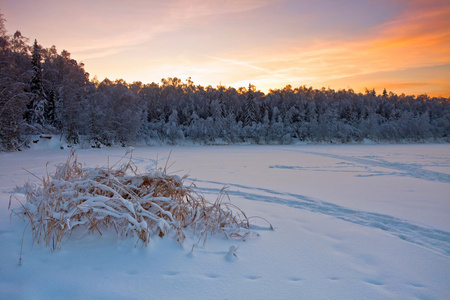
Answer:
[1,144,449,299]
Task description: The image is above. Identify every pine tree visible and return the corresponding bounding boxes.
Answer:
[217,87,226,117]
[26,39,47,125]
[244,83,256,127]
[45,88,56,125]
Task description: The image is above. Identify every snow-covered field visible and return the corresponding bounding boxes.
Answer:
[1,144,449,299]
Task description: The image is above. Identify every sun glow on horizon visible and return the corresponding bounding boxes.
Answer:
[3,0,449,97]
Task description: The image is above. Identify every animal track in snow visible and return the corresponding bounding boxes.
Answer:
[194,180,450,257]
[290,150,450,183]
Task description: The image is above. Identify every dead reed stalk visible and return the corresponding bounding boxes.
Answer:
[11,150,266,251]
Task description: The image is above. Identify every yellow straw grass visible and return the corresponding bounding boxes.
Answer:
[12,150,268,251]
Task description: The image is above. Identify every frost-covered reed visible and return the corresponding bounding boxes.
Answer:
[11,150,261,251]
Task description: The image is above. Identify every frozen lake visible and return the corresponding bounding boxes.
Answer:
[1,144,449,299]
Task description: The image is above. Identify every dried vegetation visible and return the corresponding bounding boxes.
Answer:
[11,150,269,251]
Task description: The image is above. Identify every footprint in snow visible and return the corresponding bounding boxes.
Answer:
[165,271,179,276]
[364,278,384,286]
[246,275,261,280]
[289,277,303,282]
[407,282,425,288]
[329,276,340,281]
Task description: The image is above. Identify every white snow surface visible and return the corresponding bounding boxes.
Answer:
[1,144,449,299]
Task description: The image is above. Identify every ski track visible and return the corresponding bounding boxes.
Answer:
[268,164,407,178]
[289,150,450,183]
[121,150,450,257]
[192,179,450,257]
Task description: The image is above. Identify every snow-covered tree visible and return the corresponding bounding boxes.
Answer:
[25,39,47,126]
[0,18,29,150]
[244,83,257,127]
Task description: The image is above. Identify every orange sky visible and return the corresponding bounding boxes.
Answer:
[1,0,449,97]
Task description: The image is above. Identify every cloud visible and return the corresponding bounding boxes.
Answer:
[315,63,450,97]
[383,82,429,89]
[204,0,450,95]
[207,56,269,73]
[166,0,275,19]
[5,0,447,96]
[69,0,277,60]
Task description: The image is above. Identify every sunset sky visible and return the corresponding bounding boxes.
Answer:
[1,0,449,96]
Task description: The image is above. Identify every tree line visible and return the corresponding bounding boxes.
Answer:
[1,15,449,151]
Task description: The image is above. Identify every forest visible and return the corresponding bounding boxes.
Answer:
[1,16,449,151]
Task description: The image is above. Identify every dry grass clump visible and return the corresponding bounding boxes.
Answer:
[11,150,266,251]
